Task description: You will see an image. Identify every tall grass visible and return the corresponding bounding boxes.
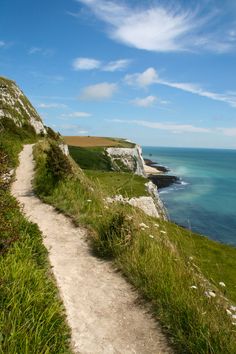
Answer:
[0,122,71,353]
[33,139,236,354]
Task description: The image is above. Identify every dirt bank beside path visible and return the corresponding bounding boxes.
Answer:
[12,144,173,354]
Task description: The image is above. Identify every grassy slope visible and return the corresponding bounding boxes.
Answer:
[0,120,71,353]
[68,145,113,171]
[85,170,149,198]
[33,139,236,354]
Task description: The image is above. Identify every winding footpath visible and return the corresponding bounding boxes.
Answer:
[12,145,172,354]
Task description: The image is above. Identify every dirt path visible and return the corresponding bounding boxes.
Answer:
[12,144,172,354]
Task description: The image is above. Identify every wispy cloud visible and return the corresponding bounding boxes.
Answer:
[79,82,118,100]
[73,57,101,70]
[125,67,236,108]
[112,119,211,134]
[111,118,236,137]
[61,111,92,118]
[53,123,89,135]
[217,127,236,137]
[28,47,54,57]
[131,95,157,107]
[30,71,64,82]
[103,59,131,72]
[0,40,5,48]
[38,103,67,109]
[77,0,235,53]
[72,57,130,71]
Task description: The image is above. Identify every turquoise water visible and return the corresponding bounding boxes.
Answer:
[142,147,236,246]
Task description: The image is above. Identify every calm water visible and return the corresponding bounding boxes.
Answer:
[142,147,236,246]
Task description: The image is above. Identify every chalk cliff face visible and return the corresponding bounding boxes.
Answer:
[0,76,46,135]
[106,145,146,177]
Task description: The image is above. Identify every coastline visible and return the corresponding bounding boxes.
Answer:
[142,146,236,247]
[144,158,180,189]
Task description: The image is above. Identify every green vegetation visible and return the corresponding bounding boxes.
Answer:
[0,120,71,353]
[107,137,135,148]
[68,145,113,171]
[85,170,148,198]
[34,138,236,354]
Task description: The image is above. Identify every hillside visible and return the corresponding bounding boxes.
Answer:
[0,76,46,134]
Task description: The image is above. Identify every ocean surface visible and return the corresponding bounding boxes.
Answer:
[142,147,236,246]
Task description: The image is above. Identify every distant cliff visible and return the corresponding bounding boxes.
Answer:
[0,76,46,134]
[106,145,146,177]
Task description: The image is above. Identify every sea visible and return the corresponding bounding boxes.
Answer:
[142,147,236,247]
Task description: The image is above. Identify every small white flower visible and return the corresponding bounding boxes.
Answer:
[139,223,149,229]
[160,231,167,234]
[232,314,236,320]
[154,224,159,228]
[149,235,154,239]
[205,290,216,298]
[226,309,232,316]
[127,215,133,220]
[190,285,197,289]
[232,322,236,326]
[219,282,226,287]
[87,199,92,202]
[209,291,216,298]
[189,256,194,261]
[230,306,236,312]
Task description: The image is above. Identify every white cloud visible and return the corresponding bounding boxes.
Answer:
[0,40,5,47]
[80,82,117,100]
[125,67,236,108]
[125,68,158,87]
[73,57,101,70]
[38,103,67,108]
[62,111,91,118]
[77,0,234,53]
[112,119,211,134]
[78,130,89,134]
[72,57,130,71]
[217,128,236,137]
[28,47,41,54]
[103,59,131,72]
[131,95,157,107]
[28,47,54,57]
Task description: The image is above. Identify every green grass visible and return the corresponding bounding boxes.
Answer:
[0,193,71,354]
[0,121,72,353]
[68,145,113,171]
[163,221,236,303]
[85,170,149,198]
[33,139,236,354]
[107,137,136,148]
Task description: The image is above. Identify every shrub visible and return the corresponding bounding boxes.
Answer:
[46,143,72,182]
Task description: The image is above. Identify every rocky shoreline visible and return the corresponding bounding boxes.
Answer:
[144,158,180,189]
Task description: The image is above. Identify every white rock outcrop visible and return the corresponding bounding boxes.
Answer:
[59,143,69,156]
[106,195,160,218]
[0,77,46,135]
[106,145,146,177]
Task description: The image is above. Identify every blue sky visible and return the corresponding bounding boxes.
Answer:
[1,0,236,148]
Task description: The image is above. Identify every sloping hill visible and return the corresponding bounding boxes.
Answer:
[0,76,46,134]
